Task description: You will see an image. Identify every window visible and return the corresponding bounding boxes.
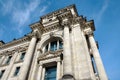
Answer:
[14,67,20,76]
[0,70,5,79]
[45,40,63,52]
[6,56,12,64]
[20,52,25,60]
[59,40,63,49]
[91,55,98,74]
[45,66,57,80]
[45,44,49,52]
[50,41,57,51]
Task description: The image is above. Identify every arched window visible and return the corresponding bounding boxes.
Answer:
[45,40,63,52]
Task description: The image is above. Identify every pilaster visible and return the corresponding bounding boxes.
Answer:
[61,18,74,80]
[85,28,108,80]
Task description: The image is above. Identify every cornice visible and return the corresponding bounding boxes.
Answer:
[41,4,77,20]
[58,10,73,20]
[30,22,44,34]
[0,36,30,49]
[0,45,28,56]
[85,20,95,31]
[43,22,61,34]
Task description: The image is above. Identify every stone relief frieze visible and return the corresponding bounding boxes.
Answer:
[38,49,63,61]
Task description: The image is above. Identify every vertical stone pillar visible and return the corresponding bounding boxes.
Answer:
[88,34,108,80]
[18,32,37,80]
[0,56,5,64]
[62,19,73,79]
[37,65,43,80]
[2,52,18,80]
[57,40,59,50]
[57,61,61,80]
[41,67,45,80]
[28,49,42,80]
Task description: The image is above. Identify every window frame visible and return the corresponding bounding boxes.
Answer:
[20,52,25,61]
[5,56,12,64]
[0,70,5,79]
[14,66,20,76]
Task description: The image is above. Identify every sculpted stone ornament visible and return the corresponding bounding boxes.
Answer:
[38,50,63,61]
[84,27,93,36]
[62,18,70,27]
[50,32,54,37]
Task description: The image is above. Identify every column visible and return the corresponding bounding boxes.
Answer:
[57,40,59,50]
[41,67,45,80]
[0,56,5,64]
[2,52,18,80]
[28,49,42,80]
[37,65,43,80]
[18,33,37,80]
[62,22,73,79]
[88,34,108,80]
[57,61,61,80]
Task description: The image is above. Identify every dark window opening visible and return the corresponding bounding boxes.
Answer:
[85,35,90,49]
[20,52,25,60]
[45,66,57,80]
[59,40,63,49]
[6,56,12,64]
[91,55,98,74]
[0,70,5,79]
[45,44,49,52]
[50,41,57,51]
[14,67,20,76]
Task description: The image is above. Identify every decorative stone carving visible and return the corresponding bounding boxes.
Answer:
[84,27,93,36]
[0,36,30,49]
[50,32,54,37]
[38,49,63,61]
[0,45,28,56]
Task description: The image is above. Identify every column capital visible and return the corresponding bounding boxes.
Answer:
[31,32,38,38]
[84,28,94,37]
[62,18,70,27]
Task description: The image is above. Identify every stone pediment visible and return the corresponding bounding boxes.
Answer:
[38,49,63,61]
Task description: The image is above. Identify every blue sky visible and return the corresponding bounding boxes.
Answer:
[0,0,120,80]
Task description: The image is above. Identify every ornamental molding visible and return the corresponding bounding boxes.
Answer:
[83,27,93,36]
[30,22,44,35]
[0,45,28,56]
[43,22,61,34]
[41,4,77,20]
[85,20,95,31]
[38,49,63,61]
[0,36,30,49]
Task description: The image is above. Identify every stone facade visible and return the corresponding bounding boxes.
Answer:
[0,5,108,80]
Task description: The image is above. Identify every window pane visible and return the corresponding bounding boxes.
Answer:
[45,44,48,52]
[59,40,63,49]
[20,52,25,60]
[50,41,57,51]
[0,70,5,79]
[45,66,56,80]
[14,67,20,76]
[6,56,12,64]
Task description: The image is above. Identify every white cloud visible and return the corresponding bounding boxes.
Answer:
[0,0,15,15]
[94,0,109,24]
[0,0,48,35]
[12,0,41,34]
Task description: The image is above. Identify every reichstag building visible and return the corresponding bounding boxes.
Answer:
[0,5,108,80]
